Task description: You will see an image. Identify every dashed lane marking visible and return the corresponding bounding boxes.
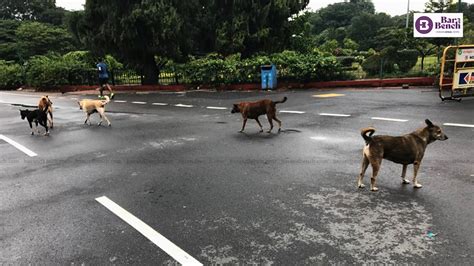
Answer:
[319,113,351,117]
[312,93,345,98]
[175,104,194,108]
[371,117,408,122]
[114,100,127,103]
[443,123,474,128]
[152,103,169,106]
[0,134,37,157]
[279,110,306,114]
[96,196,202,266]
[206,106,228,110]
[131,101,147,105]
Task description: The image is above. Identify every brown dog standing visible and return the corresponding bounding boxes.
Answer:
[358,119,448,191]
[231,96,287,133]
[78,96,111,126]
[38,95,53,128]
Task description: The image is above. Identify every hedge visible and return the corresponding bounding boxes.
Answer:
[0,60,23,89]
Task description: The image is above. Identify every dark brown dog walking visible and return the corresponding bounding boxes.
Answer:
[357,119,448,191]
[231,97,287,133]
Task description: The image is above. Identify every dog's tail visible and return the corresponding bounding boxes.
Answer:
[361,127,375,144]
[274,96,287,104]
[102,95,110,104]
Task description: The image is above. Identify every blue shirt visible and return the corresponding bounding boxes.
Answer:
[97,62,109,79]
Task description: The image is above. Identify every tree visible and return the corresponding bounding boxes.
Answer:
[0,19,20,61]
[348,12,393,51]
[425,0,455,12]
[0,0,66,26]
[83,0,309,84]
[15,21,74,60]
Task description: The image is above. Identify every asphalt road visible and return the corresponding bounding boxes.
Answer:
[0,87,473,264]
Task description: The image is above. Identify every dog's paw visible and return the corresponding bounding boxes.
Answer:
[414,183,423,189]
[239,130,244,133]
[31,132,34,135]
[44,132,49,136]
[402,179,410,184]
[358,184,366,189]
[108,124,111,127]
[370,187,379,192]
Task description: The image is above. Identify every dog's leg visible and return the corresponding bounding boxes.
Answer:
[369,158,382,192]
[401,164,410,184]
[413,161,423,188]
[35,121,40,134]
[273,116,282,132]
[240,118,247,132]
[255,118,263,132]
[29,121,34,135]
[358,153,369,188]
[49,110,53,128]
[266,114,274,133]
[84,114,91,125]
[98,108,111,126]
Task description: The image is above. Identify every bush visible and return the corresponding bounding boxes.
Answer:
[172,51,343,85]
[0,60,24,89]
[394,49,418,73]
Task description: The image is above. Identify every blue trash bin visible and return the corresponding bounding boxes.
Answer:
[261,64,277,90]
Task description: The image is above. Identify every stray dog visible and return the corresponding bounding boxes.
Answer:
[20,109,49,136]
[231,96,287,133]
[38,95,53,128]
[357,119,448,191]
[78,95,111,126]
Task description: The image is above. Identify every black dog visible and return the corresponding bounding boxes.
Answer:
[20,109,49,136]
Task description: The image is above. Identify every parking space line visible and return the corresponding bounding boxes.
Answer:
[206,106,227,110]
[319,113,351,117]
[131,101,147,105]
[280,110,306,114]
[0,134,37,157]
[114,100,127,103]
[96,196,202,266]
[152,103,169,106]
[371,117,408,122]
[175,104,194,108]
[443,123,474,128]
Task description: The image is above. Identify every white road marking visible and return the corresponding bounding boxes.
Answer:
[152,103,169,106]
[206,106,227,110]
[175,104,194,108]
[310,136,328,141]
[371,117,408,122]
[96,196,202,266]
[319,113,351,117]
[279,110,306,114]
[131,101,147,105]
[114,100,127,103]
[0,134,37,157]
[443,123,474,128]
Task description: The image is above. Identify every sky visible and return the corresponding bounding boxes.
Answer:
[56,0,474,16]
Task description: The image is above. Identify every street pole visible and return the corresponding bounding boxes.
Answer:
[405,0,410,29]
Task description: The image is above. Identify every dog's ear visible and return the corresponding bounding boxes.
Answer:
[425,119,434,127]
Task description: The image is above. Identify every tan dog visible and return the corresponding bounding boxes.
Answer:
[358,119,448,192]
[78,96,111,126]
[38,95,53,128]
[231,97,287,133]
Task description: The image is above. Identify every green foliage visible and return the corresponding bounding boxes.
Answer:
[395,49,419,73]
[16,21,74,60]
[0,0,66,25]
[0,19,20,61]
[173,51,342,85]
[0,60,23,89]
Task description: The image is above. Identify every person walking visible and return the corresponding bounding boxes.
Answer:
[97,58,115,99]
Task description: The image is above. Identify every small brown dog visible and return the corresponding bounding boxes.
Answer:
[358,119,448,191]
[38,95,53,128]
[78,96,111,126]
[231,96,287,133]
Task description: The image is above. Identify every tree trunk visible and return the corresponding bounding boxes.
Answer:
[421,55,425,71]
[142,56,159,85]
